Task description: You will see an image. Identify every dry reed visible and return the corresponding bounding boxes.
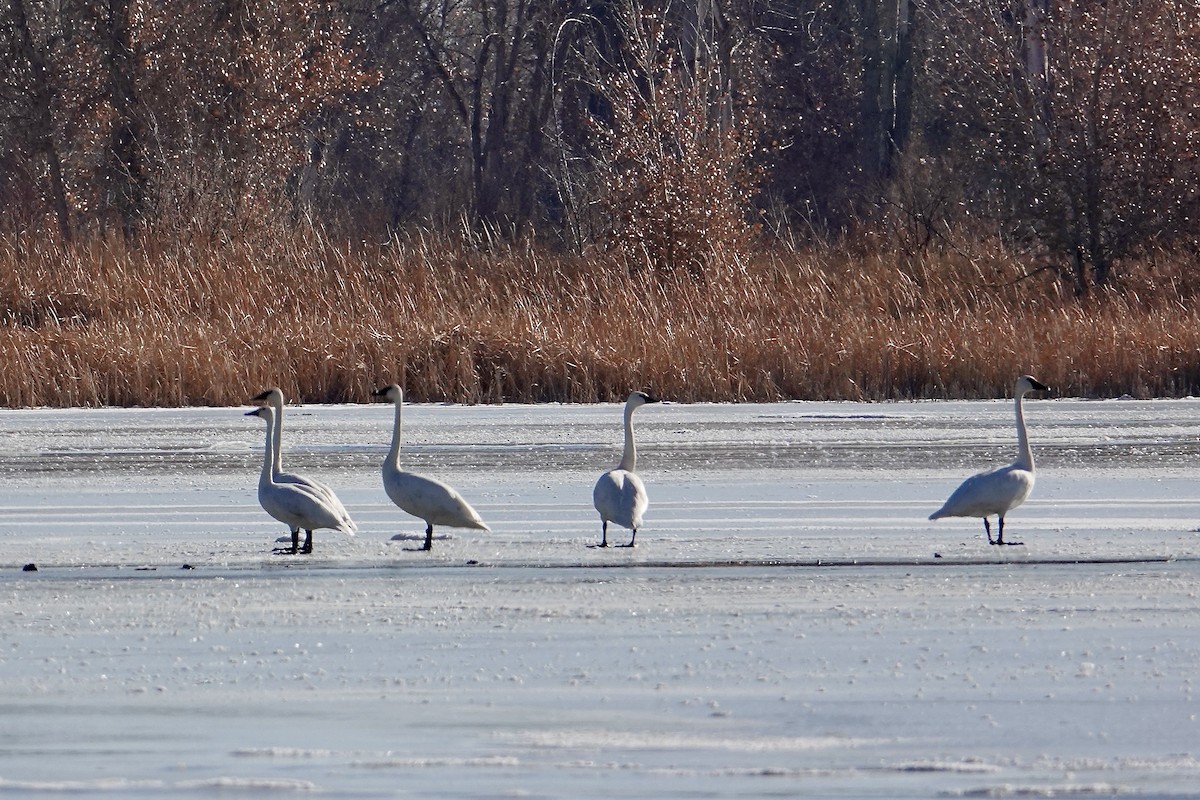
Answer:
[1,229,1198,407]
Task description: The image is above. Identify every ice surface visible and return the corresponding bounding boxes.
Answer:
[1,397,1198,798]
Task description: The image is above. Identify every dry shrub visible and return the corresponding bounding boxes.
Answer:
[1,226,1199,407]
[587,17,760,278]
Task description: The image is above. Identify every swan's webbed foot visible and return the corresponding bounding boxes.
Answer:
[994,519,1024,546]
[617,530,638,548]
[274,529,302,554]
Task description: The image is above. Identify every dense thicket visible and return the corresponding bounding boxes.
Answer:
[3,1,1196,288]
[1,1,1199,408]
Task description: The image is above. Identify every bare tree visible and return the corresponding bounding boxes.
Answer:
[581,3,762,275]
[927,0,1200,291]
[856,0,920,183]
[393,0,563,225]
[2,0,72,242]
[100,0,145,238]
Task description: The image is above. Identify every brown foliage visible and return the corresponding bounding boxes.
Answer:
[1,227,1199,408]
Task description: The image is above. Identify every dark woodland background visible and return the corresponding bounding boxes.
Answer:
[3,1,1196,289]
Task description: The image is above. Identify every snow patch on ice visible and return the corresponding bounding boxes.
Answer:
[504,729,879,752]
[233,747,335,759]
[940,784,1137,798]
[0,776,318,793]
[891,759,1002,774]
[0,778,167,793]
[353,755,522,769]
[175,777,319,792]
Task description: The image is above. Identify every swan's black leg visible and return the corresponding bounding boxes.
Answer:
[275,528,301,555]
[996,516,1024,546]
[619,528,637,548]
[422,522,434,551]
[598,521,609,548]
[984,518,996,546]
[301,529,314,554]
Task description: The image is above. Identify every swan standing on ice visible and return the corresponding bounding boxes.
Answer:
[372,384,490,551]
[593,390,659,548]
[246,405,356,554]
[929,375,1050,546]
[250,387,356,536]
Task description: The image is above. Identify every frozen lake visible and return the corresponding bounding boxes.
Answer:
[1,396,1198,798]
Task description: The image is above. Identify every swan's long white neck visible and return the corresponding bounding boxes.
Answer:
[258,415,276,487]
[619,403,638,472]
[270,397,284,474]
[1014,391,1034,472]
[385,399,403,470]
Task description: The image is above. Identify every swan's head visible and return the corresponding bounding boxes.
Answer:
[1015,375,1050,396]
[250,387,284,407]
[626,390,659,410]
[244,405,274,424]
[372,384,404,404]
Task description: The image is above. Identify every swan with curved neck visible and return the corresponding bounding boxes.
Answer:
[929,375,1050,546]
[592,390,659,547]
[246,405,356,554]
[372,384,489,551]
[249,387,356,535]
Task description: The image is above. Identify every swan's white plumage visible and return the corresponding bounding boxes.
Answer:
[929,374,1049,545]
[246,405,355,554]
[593,391,658,547]
[593,469,647,530]
[373,385,489,551]
[250,387,356,534]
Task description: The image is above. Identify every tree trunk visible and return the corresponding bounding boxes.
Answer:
[104,0,146,239]
[890,0,918,159]
[10,0,72,244]
[856,0,887,182]
[858,0,919,183]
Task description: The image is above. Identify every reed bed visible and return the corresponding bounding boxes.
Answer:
[1,230,1198,407]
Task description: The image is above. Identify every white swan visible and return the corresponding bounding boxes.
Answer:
[592,390,659,547]
[246,405,356,554]
[249,387,357,535]
[372,384,490,551]
[929,375,1050,546]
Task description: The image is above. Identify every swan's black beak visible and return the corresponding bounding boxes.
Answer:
[244,408,262,417]
[249,389,272,404]
[1030,378,1050,393]
[371,387,388,400]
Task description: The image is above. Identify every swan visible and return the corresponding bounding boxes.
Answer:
[372,384,490,551]
[929,375,1050,546]
[592,390,659,547]
[249,387,357,535]
[245,405,356,554]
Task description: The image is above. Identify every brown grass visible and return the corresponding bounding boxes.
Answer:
[1,228,1198,407]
